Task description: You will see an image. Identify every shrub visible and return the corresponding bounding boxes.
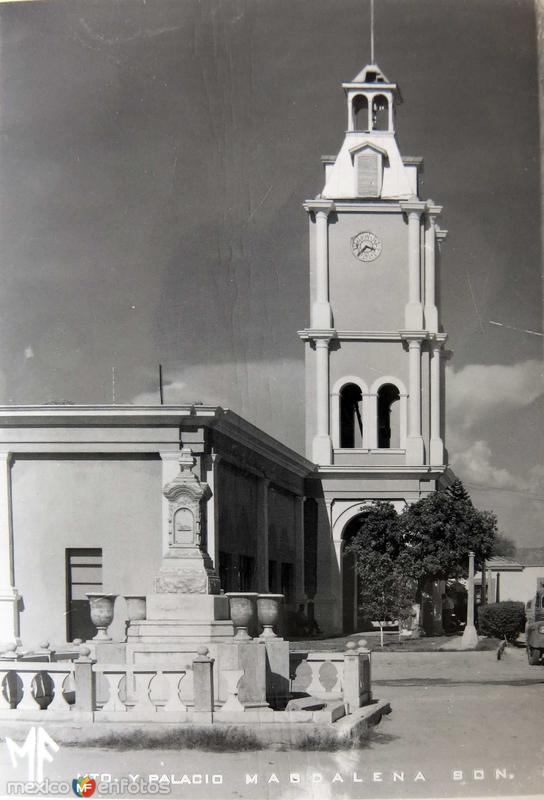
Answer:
[477,601,526,642]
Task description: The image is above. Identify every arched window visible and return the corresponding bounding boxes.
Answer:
[377,383,400,448]
[372,94,389,131]
[340,383,363,448]
[352,94,369,132]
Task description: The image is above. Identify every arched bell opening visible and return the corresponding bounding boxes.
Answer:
[372,94,389,131]
[377,383,401,448]
[352,94,369,132]
[340,383,363,448]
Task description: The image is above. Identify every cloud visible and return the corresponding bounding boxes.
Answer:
[450,440,524,491]
[131,358,304,451]
[447,359,543,429]
[446,360,543,494]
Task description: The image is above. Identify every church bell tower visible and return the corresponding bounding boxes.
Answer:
[300,64,448,470]
[299,65,450,633]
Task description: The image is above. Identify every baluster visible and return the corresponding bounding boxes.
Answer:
[132,671,156,713]
[305,661,322,696]
[102,672,126,712]
[0,671,11,709]
[17,671,40,711]
[48,671,71,712]
[162,671,187,712]
[218,669,244,713]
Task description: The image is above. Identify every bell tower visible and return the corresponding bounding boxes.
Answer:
[299,65,451,633]
[300,63,448,470]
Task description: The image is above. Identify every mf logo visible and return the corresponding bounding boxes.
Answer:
[5,726,59,782]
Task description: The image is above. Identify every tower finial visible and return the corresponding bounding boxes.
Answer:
[370,0,375,64]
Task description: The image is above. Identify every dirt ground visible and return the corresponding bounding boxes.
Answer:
[1,647,543,799]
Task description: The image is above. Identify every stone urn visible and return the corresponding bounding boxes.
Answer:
[86,593,117,640]
[226,592,258,640]
[124,595,147,621]
[257,594,283,638]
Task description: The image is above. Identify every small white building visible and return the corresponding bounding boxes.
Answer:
[479,556,544,606]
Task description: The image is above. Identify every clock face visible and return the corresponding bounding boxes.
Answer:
[351,231,382,262]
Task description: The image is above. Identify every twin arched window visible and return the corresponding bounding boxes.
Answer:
[351,93,390,132]
[335,379,403,450]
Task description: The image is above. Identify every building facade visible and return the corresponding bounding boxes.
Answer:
[0,406,313,649]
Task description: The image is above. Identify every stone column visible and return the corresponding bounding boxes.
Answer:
[0,452,18,645]
[256,477,270,592]
[424,204,441,332]
[294,495,306,604]
[305,200,335,329]
[312,336,333,464]
[401,201,426,329]
[462,551,479,649]
[430,337,446,465]
[365,392,378,449]
[402,335,425,465]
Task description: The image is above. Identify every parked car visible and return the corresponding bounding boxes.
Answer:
[525,591,544,664]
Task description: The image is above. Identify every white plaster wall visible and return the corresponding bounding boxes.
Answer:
[328,213,408,331]
[497,567,544,604]
[330,341,408,392]
[12,456,162,648]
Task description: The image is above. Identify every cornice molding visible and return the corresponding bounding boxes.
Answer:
[313,464,447,478]
[400,199,427,215]
[297,328,337,341]
[303,199,336,214]
[321,202,402,214]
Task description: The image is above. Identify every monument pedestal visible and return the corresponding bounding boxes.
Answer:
[127,593,234,645]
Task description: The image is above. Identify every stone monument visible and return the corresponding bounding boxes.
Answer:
[126,448,234,665]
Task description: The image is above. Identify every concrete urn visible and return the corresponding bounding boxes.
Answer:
[227,592,258,640]
[257,594,283,638]
[124,595,147,621]
[86,593,117,640]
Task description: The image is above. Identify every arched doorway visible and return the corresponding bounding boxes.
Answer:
[341,512,370,634]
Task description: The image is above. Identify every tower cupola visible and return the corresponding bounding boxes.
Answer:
[343,64,402,133]
[321,63,415,200]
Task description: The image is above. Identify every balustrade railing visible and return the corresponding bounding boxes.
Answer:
[290,639,372,711]
[0,640,372,723]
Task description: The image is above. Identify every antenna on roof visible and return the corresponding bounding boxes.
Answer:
[370,0,375,63]
[159,363,164,405]
[112,366,116,404]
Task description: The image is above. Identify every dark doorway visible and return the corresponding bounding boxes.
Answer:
[66,548,102,642]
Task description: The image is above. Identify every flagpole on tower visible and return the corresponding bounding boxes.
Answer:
[370,0,375,63]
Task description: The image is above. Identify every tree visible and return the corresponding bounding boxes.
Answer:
[492,533,517,558]
[400,490,497,582]
[445,478,472,504]
[347,492,498,640]
[346,502,417,645]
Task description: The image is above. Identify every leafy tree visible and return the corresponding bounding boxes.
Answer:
[347,492,498,639]
[445,478,472,504]
[400,490,497,582]
[492,533,517,558]
[346,502,417,645]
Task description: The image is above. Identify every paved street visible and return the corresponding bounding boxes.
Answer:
[1,648,543,799]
